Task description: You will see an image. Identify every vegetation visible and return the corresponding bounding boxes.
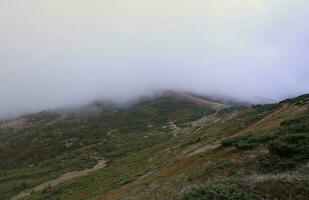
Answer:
[183,179,254,200]
[0,92,308,200]
[258,114,309,171]
[280,115,309,133]
[254,179,309,200]
[202,159,233,176]
[268,133,309,159]
[279,94,309,105]
[259,132,309,171]
[259,154,296,171]
[221,132,277,149]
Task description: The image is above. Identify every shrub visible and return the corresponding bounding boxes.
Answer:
[280,116,309,133]
[259,133,309,171]
[203,163,215,175]
[185,171,200,182]
[221,133,277,150]
[183,179,254,200]
[259,154,296,172]
[202,160,231,175]
[235,141,257,150]
[268,133,309,159]
[221,136,245,146]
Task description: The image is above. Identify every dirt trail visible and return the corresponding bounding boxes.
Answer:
[173,92,229,110]
[12,158,106,200]
[182,143,220,158]
[249,172,308,182]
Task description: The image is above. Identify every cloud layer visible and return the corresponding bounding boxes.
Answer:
[1,0,309,118]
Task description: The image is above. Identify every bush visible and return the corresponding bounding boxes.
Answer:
[202,160,230,175]
[185,171,200,182]
[183,179,254,200]
[280,116,309,133]
[259,154,296,172]
[221,133,277,150]
[235,141,257,150]
[268,133,309,159]
[259,133,309,171]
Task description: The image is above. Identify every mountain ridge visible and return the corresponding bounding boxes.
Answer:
[0,92,308,200]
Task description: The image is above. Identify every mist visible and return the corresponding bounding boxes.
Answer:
[1,0,309,118]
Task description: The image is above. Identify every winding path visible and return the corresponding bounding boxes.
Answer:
[12,159,106,200]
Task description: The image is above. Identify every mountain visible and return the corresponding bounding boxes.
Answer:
[0,91,308,200]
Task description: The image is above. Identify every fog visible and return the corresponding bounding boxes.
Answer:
[1,0,309,118]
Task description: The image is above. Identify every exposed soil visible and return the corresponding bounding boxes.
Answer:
[12,159,106,200]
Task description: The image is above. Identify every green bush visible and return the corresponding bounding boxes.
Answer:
[183,179,254,200]
[185,171,200,182]
[280,116,309,133]
[268,133,309,159]
[221,133,277,150]
[235,141,257,150]
[259,132,309,171]
[202,160,230,175]
[259,154,296,172]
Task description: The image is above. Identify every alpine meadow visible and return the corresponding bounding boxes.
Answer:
[0,1,309,200]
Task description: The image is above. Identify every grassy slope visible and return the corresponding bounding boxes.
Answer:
[0,93,216,199]
[0,93,308,200]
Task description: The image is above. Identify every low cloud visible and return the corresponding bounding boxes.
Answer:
[1,0,309,118]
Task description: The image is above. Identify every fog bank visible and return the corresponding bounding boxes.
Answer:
[1,0,309,118]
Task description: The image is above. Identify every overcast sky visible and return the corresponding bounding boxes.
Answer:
[1,0,309,118]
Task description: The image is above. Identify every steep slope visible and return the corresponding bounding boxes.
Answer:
[0,92,308,200]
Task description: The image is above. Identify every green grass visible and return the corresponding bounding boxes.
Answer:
[0,93,308,200]
[0,153,96,199]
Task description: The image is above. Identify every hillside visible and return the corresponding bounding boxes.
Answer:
[0,92,308,200]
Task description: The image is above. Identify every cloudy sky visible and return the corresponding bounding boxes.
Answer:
[1,0,309,118]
